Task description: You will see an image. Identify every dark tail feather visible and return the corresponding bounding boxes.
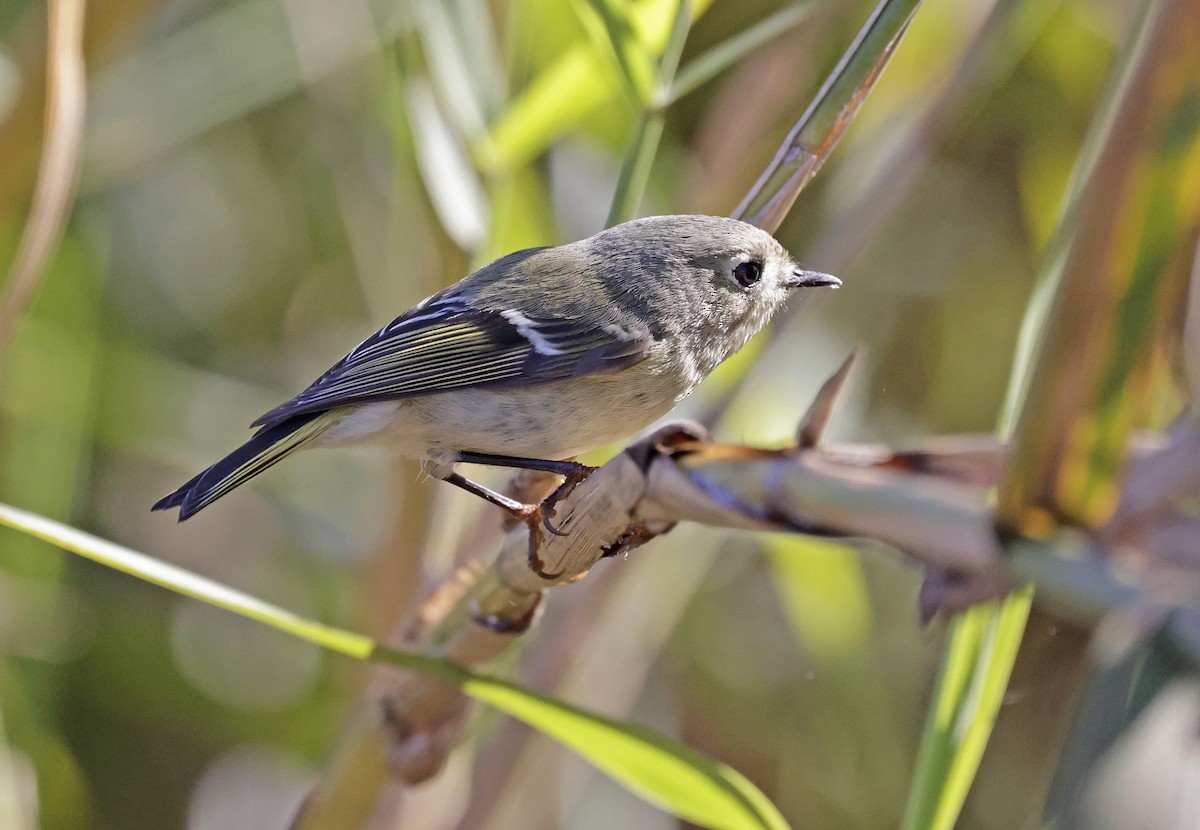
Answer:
[152,470,204,511]
[152,411,332,520]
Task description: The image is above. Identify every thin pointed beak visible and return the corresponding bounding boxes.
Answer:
[785,269,842,289]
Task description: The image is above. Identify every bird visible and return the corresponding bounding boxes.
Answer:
[153,215,840,574]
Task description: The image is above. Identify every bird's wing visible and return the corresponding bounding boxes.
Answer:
[251,291,653,428]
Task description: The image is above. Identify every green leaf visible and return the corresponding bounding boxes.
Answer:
[450,671,793,830]
[0,502,379,660]
[605,0,690,226]
[606,112,665,225]
[765,535,872,663]
[402,77,490,251]
[0,502,790,830]
[476,0,714,173]
[668,1,820,105]
[410,0,505,138]
[901,589,1033,830]
[573,0,659,107]
[478,167,557,264]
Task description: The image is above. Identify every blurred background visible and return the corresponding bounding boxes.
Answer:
[0,0,1138,827]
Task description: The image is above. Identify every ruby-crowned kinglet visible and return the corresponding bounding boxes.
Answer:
[154,215,839,564]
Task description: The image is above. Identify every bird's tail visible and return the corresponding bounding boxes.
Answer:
[152,411,335,520]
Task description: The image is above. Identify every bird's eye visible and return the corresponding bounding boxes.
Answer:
[733,260,762,287]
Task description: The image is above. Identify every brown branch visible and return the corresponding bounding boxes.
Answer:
[0,0,87,358]
[733,0,922,232]
[289,356,1197,827]
[370,416,1197,789]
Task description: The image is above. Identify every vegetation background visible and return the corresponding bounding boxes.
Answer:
[0,0,1175,828]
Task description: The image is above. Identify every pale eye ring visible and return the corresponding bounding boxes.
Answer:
[733,260,762,287]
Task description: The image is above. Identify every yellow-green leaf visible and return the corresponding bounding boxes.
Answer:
[455,673,793,830]
[0,502,789,830]
[476,0,713,173]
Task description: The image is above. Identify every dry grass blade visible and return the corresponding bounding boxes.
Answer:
[970,3,1200,826]
[997,0,1200,535]
[733,0,922,233]
[1185,244,1200,411]
[0,0,87,359]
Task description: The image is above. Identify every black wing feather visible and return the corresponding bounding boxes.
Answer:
[252,293,653,429]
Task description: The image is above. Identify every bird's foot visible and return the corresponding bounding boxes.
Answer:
[540,463,597,537]
[518,504,564,580]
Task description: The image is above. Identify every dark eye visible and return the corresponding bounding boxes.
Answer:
[733,260,762,287]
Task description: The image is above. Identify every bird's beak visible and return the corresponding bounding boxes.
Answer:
[784,269,842,289]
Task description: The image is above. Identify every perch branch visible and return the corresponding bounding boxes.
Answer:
[292,356,1197,826]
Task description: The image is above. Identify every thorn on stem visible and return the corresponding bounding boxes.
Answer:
[796,350,859,449]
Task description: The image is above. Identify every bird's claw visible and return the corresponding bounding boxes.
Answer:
[539,465,596,537]
[522,506,564,580]
[541,506,569,537]
[514,464,596,578]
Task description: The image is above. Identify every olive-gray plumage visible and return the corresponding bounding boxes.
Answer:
[154,215,839,520]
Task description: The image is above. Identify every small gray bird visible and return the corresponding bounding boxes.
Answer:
[153,215,839,571]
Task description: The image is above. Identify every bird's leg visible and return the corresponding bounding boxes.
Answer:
[452,452,597,537]
[440,472,562,579]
